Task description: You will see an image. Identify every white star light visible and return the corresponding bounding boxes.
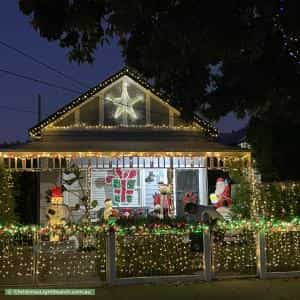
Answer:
[105,79,144,120]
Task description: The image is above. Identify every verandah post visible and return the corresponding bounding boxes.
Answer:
[106,229,116,284]
[256,229,267,279]
[203,229,212,281]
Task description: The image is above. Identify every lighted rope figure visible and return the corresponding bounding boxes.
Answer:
[105,79,144,121]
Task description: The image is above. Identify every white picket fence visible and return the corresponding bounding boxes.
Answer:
[0,229,300,286]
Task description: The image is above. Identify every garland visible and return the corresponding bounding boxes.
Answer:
[1,218,300,236]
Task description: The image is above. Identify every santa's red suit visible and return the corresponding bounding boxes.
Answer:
[214,178,233,208]
[153,193,173,218]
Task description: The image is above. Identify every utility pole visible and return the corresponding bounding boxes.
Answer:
[37,94,41,123]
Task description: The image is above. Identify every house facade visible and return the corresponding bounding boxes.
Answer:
[0,67,250,224]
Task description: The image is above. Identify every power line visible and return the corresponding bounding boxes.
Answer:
[0,39,90,89]
[0,68,82,95]
[0,68,174,120]
[0,68,209,127]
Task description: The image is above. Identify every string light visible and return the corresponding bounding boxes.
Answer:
[1,220,300,280]
[116,233,203,277]
[47,124,202,131]
[273,0,300,63]
[251,181,300,219]
[28,67,218,138]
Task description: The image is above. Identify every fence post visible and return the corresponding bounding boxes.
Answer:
[256,230,267,279]
[32,230,38,286]
[203,229,212,281]
[106,230,116,284]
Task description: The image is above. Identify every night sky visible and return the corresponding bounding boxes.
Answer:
[0,1,247,142]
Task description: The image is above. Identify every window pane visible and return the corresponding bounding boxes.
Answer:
[175,169,199,216]
[142,169,168,209]
[10,158,15,169]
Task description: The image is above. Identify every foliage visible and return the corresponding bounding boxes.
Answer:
[231,177,251,220]
[18,1,300,180]
[17,1,300,117]
[12,171,38,224]
[254,181,300,219]
[115,215,187,228]
[61,165,90,222]
[225,160,251,219]
[0,165,17,224]
[248,117,300,181]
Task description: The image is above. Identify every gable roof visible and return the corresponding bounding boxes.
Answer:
[29,66,217,138]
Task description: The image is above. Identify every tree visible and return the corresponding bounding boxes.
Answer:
[248,116,300,182]
[0,165,17,224]
[19,0,300,179]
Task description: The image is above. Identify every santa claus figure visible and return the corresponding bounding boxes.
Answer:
[210,177,233,208]
[153,183,174,219]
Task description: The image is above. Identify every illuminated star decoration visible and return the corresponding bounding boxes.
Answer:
[105,79,144,120]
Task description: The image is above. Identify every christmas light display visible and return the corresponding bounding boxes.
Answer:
[0,168,15,223]
[48,124,203,131]
[37,232,106,282]
[28,67,218,138]
[251,181,300,219]
[266,231,300,272]
[0,231,34,283]
[1,219,300,282]
[0,225,106,283]
[116,233,203,277]
[106,79,143,120]
[212,227,257,275]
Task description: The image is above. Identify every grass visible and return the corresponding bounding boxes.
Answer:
[1,278,300,300]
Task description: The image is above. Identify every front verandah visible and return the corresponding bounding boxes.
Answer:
[1,151,300,286]
[0,152,251,224]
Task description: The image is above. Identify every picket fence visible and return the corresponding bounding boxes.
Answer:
[0,228,300,287]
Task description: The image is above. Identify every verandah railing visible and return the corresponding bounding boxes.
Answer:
[1,222,300,286]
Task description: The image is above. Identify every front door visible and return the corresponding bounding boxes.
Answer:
[175,169,199,216]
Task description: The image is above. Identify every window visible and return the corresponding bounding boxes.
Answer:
[141,169,168,209]
[175,169,199,216]
[63,170,88,208]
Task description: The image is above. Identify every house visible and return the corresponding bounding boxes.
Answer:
[0,67,250,224]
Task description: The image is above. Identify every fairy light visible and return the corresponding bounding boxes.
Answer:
[212,227,257,274]
[0,224,107,282]
[251,181,300,219]
[273,0,300,63]
[28,67,218,138]
[1,220,300,280]
[47,124,202,131]
[116,233,203,277]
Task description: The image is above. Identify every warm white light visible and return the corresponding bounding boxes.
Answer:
[105,79,143,120]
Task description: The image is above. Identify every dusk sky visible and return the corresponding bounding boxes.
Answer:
[0,1,247,142]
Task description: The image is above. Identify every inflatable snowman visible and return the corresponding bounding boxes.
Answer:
[47,186,70,241]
